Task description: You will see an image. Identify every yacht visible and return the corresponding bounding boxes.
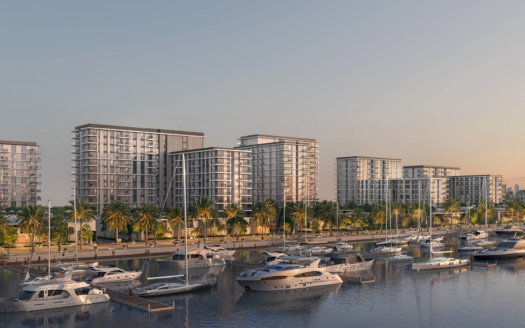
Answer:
[306,246,333,256]
[236,257,342,291]
[419,238,445,248]
[332,242,354,251]
[472,239,525,260]
[412,257,469,271]
[458,244,483,252]
[259,252,288,267]
[203,245,235,257]
[388,254,413,262]
[495,226,523,237]
[271,244,303,253]
[477,240,497,247]
[20,276,53,286]
[88,267,142,284]
[156,249,226,269]
[320,252,374,272]
[460,230,487,240]
[0,271,109,312]
[133,275,217,297]
[370,245,402,254]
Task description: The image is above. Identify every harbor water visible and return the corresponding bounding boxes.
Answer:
[1,236,524,328]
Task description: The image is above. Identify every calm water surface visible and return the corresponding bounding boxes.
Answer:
[1,236,524,328]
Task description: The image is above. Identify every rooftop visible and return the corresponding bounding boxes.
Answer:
[169,147,251,155]
[336,156,402,161]
[0,140,38,146]
[404,165,461,169]
[239,134,316,142]
[75,124,205,137]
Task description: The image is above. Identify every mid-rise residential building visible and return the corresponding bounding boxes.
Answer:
[168,147,252,211]
[72,124,205,212]
[0,140,41,208]
[515,190,525,203]
[449,175,504,204]
[392,165,460,205]
[336,156,402,205]
[235,135,318,206]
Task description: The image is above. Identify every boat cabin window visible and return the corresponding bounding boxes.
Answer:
[97,272,106,277]
[38,291,45,299]
[268,257,277,261]
[190,254,201,259]
[47,290,71,299]
[18,291,35,301]
[294,271,323,278]
[280,265,301,271]
[497,241,518,248]
[332,258,347,265]
[172,254,185,261]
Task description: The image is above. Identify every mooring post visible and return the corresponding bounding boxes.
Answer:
[148,304,150,313]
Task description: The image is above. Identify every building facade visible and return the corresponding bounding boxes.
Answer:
[235,135,318,206]
[72,124,204,212]
[449,175,504,204]
[0,140,41,208]
[336,156,402,205]
[168,147,252,211]
[392,165,460,205]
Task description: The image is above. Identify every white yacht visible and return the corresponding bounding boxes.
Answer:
[306,246,333,256]
[388,254,414,262]
[88,267,142,284]
[320,252,374,272]
[259,252,288,267]
[0,271,109,312]
[460,230,487,240]
[156,249,226,269]
[419,238,445,248]
[332,242,354,251]
[458,244,483,252]
[133,275,217,297]
[20,276,53,286]
[271,244,303,253]
[203,245,235,257]
[412,257,469,271]
[236,257,342,291]
[370,245,402,254]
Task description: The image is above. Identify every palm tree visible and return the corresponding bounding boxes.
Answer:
[101,200,131,244]
[192,196,219,243]
[408,203,423,227]
[478,200,496,224]
[391,202,405,234]
[290,201,313,237]
[18,205,47,251]
[65,197,97,249]
[133,203,159,244]
[372,203,387,233]
[224,203,244,221]
[318,201,341,236]
[505,199,523,223]
[251,199,277,236]
[0,212,8,233]
[166,206,184,240]
[443,197,461,226]
[350,208,366,232]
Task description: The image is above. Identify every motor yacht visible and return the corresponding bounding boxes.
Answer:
[259,252,288,267]
[419,238,445,248]
[88,267,142,284]
[370,246,402,254]
[495,226,523,237]
[236,256,342,291]
[472,239,525,260]
[331,242,354,251]
[0,271,109,312]
[458,244,483,252]
[156,249,226,269]
[203,245,235,257]
[460,230,487,240]
[133,275,217,297]
[320,252,374,272]
[412,257,469,271]
[271,244,303,253]
[20,276,54,286]
[306,246,333,256]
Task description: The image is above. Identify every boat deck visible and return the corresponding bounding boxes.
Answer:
[106,288,174,312]
[338,274,376,284]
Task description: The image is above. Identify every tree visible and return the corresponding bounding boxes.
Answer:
[391,202,405,234]
[133,203,159,244]
[101,200,131,244]
[408,203,423,228]
[0,212,9,234]
[443,197,461,225]
[209,217,225,237]
[227,217,248,241]
[478,200,496,223]
[224,203,244,222]
[50,216,73,252]
[290,201,314,237]
[505,199,523,223]
[401,217,413,228]
[350,208,367,231]
[0,226,17,247]
[317,201,342,236]
[372,203,387,233]
[18,205,47,251]
[344,200,358,210]
[65,197,97,248]
[78,224,93,244]
[311,220,321,233]
[166,206,184,240]
[251,199,278,236]
[192,196,219,243]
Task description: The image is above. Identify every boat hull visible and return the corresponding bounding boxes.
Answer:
[324,259,374,273]
[237,275,342,292]
[156,258,226,269]
[495,231,524,237]
[472,251,525,261]
[412,260,468,271]
[0,294,110,312]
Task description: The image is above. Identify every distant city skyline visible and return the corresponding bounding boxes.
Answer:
[2,1,525,205]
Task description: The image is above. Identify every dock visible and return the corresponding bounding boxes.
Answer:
[105,288,174,312]
[5,264,49,277]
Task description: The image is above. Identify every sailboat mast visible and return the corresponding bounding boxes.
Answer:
[429,177,433,259]
[48,200,51,283]
[304,160,307,242]
[283,190,286,244]
[485,176,488,240]
[182,154,188,285]
[417,180,421,242]
[73,186,78,263]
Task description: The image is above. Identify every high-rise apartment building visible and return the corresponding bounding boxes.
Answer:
[168,147,252,211]
[336,156,402,205]
[391,165,460,205]
[235,135,318,206]
[449,175,504,204]
[0,140,41,207]
[72,124,204,212]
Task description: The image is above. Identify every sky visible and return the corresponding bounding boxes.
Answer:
[2,1,525,205]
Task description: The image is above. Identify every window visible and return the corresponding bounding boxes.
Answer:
[18,291,35,301]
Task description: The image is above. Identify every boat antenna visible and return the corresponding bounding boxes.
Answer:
[48,200,51,283]
[182,153,189,285]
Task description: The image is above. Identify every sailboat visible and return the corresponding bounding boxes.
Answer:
[412,178,469,271]
[477,177,497,247]
[371,178,402,254]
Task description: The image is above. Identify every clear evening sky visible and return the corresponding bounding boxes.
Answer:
[2,1,525,205]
